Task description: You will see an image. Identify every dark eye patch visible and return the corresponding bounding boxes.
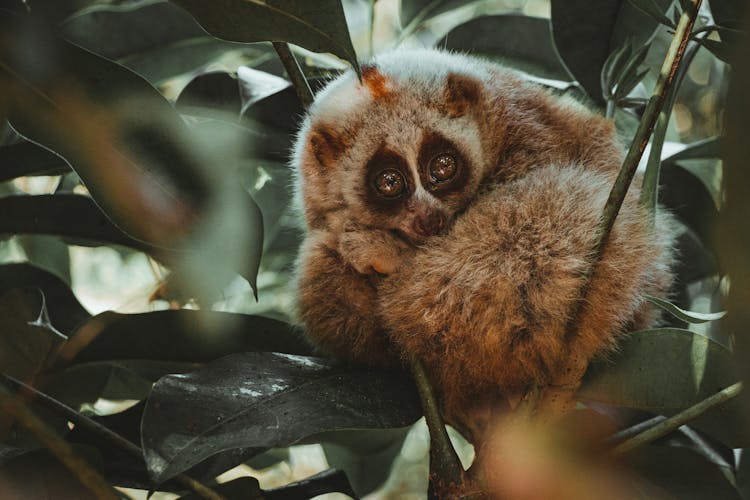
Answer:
[418,131,469,196]
[364,147,413,213]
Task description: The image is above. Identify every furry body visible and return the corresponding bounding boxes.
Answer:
[293,49,673,421]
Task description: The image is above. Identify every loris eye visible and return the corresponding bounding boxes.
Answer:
[374,169,406,198]
[429,153,457,182]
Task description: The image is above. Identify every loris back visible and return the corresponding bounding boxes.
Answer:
[292,49,674,424]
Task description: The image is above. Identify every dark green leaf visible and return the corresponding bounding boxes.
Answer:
[0,141,69,182]
[663,136,723,163]
[708,0,749,28]
[175,72,242,116]
[437,15,573,82]
[660,163,720,248]
[627,0,676,27]
[42,360,198,411]
[141,352,421,482]
[645,295,727,323]
[613,43,650,100]
[580,328,750,446]
[0,195,164,254]
[169,0,360,75]
[237,66,290,114]
[61,0,207,60]
[551,0,671,104]
[262,469,356,500]
[15,235,72,286]
[400,0,474,34]
[0,263,89,336]
[630,445,742,499]
[0,288,67,382]
[601,42,632,99]
[697,37,738,63]
[70,310,312,363]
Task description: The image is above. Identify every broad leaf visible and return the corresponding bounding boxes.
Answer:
[645,295,726,324]
[169,0,360,75]
[141,352,421,482]
[175,72,242,116]
[0,289,67,383]
[550,0,671,104]
[0,195,164,255]
[0,263,90,337]
[660,163,720,249]
[400,0,472,33]
[65,309,311,364]
[0,141,69,182]
[580,328,749,446]
[437,15,573,82]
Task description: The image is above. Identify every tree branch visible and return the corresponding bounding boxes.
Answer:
[272,42,314,110]
[608,382,743,456]
[544,0,705,414]
[0,374,228,500]
[0,382,122,500]
[408,354,466,497]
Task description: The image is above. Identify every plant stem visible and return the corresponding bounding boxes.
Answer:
[272,42,314,110]
[608,382,743,456]
[408,354,465,496]
[0,374,228,500]
[565,0,703,340]
[0,383,123,500]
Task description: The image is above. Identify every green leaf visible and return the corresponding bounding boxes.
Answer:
[708,0,749,29]
[169,0,360,75]
[580,328,750,446]
[645,295,727,323]
[0,141,69,182]
[697,37,737,64]
[0,195,165,255]
[399,0,473,36]
[0,289,67,383]
[630,446,742,500]
[437,15,574,83]
[141,352,421,482]
[627,0,676,27]
[551,0,671,104]
[15,235,72,286]
[0,263,90,336]
[68,309,312,363]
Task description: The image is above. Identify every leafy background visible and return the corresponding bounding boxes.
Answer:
[0,0,747,498]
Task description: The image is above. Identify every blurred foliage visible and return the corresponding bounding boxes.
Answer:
[0,0,747,498]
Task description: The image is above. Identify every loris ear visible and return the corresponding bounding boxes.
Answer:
[444,73,481,117]
[308,124,348,168]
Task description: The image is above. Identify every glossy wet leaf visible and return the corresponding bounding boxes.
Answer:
[67,309,311,364]
[437,15,573,82]
[141,352,420,482]
[580,328,749,446]
[645,295,726,324]
[170,0,360,74]
[550,0,671,104]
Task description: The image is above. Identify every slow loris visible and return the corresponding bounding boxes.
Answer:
[292,49,674,424]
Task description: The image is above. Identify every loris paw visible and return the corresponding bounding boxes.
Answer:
[338,228,411,276]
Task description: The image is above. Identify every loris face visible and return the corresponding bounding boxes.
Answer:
[294,49,499,246]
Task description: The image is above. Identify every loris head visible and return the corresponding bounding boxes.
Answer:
[293,49,508,245]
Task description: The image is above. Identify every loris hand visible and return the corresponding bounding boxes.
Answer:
[337,226,412,276]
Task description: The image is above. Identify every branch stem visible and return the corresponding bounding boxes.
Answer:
[272,42,314,110]
[565,0,703,339]
[408,354,464,496]
[0,374,227,500]
[0,383,122,500]
[608,382,743,456]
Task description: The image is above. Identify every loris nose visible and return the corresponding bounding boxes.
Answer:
[413,210,446,238]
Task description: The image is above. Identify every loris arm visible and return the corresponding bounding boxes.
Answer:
[337,223,413,276]
[295,229,398,366]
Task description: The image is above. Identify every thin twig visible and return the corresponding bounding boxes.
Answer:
[408,354,465,497]
[608,382,743,456]
[0,374,228,500]
[272,42,314,109]
[0,383,123,500]
[563,0,704,347]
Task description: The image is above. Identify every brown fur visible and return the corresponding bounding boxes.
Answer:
[292,49,674,433]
